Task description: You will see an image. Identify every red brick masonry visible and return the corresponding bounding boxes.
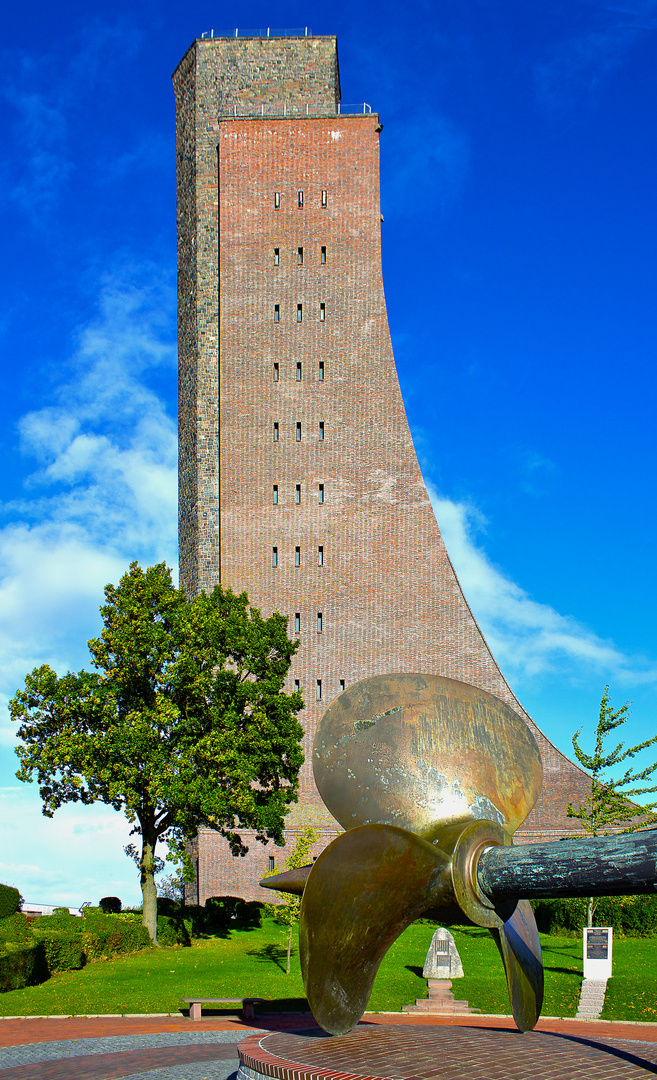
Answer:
[239,1021,657,1080]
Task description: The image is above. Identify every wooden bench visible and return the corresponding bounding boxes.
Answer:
[181,997,264,1021]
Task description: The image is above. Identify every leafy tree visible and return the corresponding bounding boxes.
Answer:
[567,685,657,925]
[10,562,304,944]
[157,872,185,905]
[265,826,318,974]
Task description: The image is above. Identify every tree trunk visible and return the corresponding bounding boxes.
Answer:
[286,924,293,975]
[141,833,159,945]
[587,896,597,928]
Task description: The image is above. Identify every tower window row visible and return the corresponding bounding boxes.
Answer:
[292,677,345,700]
[273,422,324,441]
[273,361,324,381]
[274,189,328,209]
[273,246,327,265]
[272,545,324,567]
[272,483,325,504]
[273,303,326,323]
[293,612,324,633]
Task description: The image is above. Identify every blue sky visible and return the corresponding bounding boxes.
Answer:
[1,0,656,907]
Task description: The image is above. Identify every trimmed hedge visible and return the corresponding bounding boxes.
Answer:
[80,912,150,957]
[205,896,262,931]
[99,896,122,914]
[532,894,657,936]
[157,914,190,947]
[0,942,47,991]
[0,885,21,920]
[0,913,32,946]
[32,930,85,973]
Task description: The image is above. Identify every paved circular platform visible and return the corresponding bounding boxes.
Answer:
[237,1022,657,1080]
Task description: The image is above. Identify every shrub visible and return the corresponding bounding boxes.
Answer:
[0,941,47,991]
[157,897,180,916]
[531,894,657,936]
[99,896,122,914]
[0,885,22,920]
[157,914,191,947]
[205,896,262,931]
[33,930,85,973]
[81,910,150,956]
[0,913,31,946]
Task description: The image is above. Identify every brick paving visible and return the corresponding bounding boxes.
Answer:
[240,1023,657,1079]
[0,1014,656,1079]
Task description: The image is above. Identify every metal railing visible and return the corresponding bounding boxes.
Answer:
[338,103,372,115]
[218,102,374,119]
[201,28,313,39]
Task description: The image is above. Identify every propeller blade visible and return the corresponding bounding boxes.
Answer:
[300,823,452,1035]
[313,674,542,841]
[490,900,544,1032]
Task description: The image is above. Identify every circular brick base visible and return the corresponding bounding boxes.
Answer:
[238,1022,657,1079]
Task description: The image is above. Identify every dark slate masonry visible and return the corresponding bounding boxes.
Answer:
[172,34,590,902]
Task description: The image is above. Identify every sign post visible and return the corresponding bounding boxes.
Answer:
[583,926,613,980]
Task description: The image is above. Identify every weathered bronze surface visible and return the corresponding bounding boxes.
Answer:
[299,824,451,1035]
[312,674,542,840]
[259,673,655,1037]
[479,828,657,900]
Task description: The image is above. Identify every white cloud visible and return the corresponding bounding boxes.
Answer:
[0,262,178,901]
[0,264,177,748]
[0,788,143,907]
[429,485,657,686]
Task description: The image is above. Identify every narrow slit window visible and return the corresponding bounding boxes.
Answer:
[318,545,324,566]
[273,362,279,382]
[298,190,304,208]
[295,484,301,504]
[298,246,304,265]
[273,422,279,442]
[296,361,302,381]
[296,421,301,442]
[319,360,325,380]
[319,421,325,441]
[295,546,301,567]
[317,612,323,632]
[297,303,303,322]
[272,546,278,567]
[319,303,326,321]
[269,856,275,871]
[318,483,324,504]
[274,247,280,265]
[273,484,278,505]
[316,679,322,700]
[321,189,327,208]
[274,192,281,209]
[294,678,300,693]
[274,304,280,323]
[340,679,345,692]
[295,612,301,632]
[321,245,327,264]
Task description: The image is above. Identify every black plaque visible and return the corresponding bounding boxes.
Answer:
[586,928,609,960]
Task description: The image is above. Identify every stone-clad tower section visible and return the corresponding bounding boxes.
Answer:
[173,34,589,902]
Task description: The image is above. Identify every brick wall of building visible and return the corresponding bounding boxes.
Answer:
[173,35,591,904]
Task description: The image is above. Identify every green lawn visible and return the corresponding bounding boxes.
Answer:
[0,918,653,1021]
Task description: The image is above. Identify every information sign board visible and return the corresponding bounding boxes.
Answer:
[583,926,613,980]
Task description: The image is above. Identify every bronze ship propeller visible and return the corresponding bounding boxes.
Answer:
[261,674,657,1036]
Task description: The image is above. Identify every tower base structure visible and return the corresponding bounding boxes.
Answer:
[172,32,590,904]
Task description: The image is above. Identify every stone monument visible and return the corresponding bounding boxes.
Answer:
[403,928,479,1015]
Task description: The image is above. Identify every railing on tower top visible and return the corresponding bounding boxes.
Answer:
[218,102,373,118]
[201,28,313,38]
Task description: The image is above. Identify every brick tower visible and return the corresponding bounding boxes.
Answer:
[172,32,590,902]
